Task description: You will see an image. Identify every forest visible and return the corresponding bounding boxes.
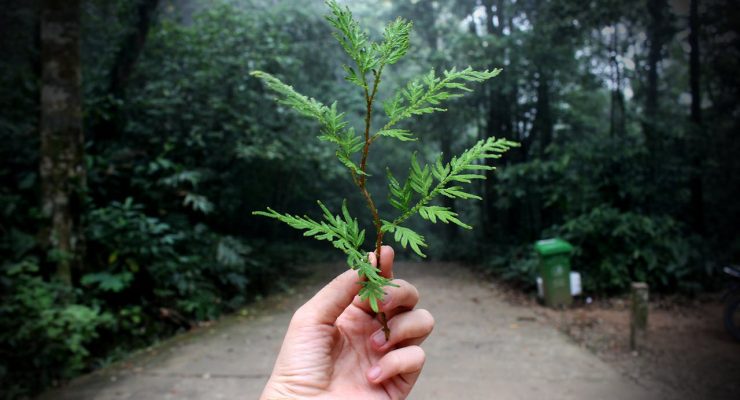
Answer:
[0,0,738,398]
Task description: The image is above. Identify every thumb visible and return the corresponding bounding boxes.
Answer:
[296,269,361,326]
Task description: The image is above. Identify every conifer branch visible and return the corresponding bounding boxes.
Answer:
[251,1,514,318]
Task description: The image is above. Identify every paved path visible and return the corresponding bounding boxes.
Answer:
[38,262,663,400]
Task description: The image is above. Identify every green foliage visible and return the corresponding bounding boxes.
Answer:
[382,67,501,126]
[381,223,428,258]
[388,137,515,221]
[252,1,514,310]
[325,0,411,83]
[0,260,113,397]
[1,0,736,396]
[86,198,271,320]
[486,133,701,293]
[249,71,330,122]
[485,206,697,295]
[557,206,696,293]
[255,201,394,305]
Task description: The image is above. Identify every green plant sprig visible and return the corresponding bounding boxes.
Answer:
[251,1,516,326]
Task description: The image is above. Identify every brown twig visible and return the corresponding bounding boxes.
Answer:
[355,68,390,339]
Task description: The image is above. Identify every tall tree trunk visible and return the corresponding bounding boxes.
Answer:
[109,0,159,97]
[644,0,667,149]
[93,0,159,142]
[532,69,552,157]
[482,0,506,239]
[609,24,626,137]
[40,0,85,284]
[688,0,705,233]
[643,0,668,207]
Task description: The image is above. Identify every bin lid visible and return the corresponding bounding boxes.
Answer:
[534,238,574,256]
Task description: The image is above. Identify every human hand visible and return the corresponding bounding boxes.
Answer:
[260,246,434,400]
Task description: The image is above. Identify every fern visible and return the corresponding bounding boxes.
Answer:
[251,0,516,318]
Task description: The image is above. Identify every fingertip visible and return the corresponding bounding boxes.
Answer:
[367,365,382,383]
[368,251,377,267]
[381,245,395,258]
[369,346,425,384]
[380,245,395,278]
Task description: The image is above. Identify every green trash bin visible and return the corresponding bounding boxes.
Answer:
[534,238,574,307]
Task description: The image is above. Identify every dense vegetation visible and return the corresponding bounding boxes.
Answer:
[0,0,737,398]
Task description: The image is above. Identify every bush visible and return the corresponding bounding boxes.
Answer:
[557,205,698,294]
[0,260,113,398]
[85,198,268,322]
[486,245,539,290]
[485,206,699,295]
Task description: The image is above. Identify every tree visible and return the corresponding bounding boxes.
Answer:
[40,0,85,284]
[688,0,705,233]
[92,0,160,142]
[644,0,669,147]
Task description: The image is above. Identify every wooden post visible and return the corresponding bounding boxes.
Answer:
[630,282,649,351]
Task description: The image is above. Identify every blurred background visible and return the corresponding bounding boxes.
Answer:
[0,0,738,398]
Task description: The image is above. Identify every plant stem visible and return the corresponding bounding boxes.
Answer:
[356,68,390,339]
[357,68,385,260]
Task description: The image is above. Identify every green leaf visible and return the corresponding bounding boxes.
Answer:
[382,221,427,257]
[409,153,433,196]
[250,71,327,121]
[81,272,133,293]
[254,201,370,263]
[342,64,365,88]
[378,17,412,65]
[387,168,413,212]
[448,174,486,184]
[388,137,517,227]
[325,0,377,74]
[183,193,214,214]
[384,67,502,125]
[438,186,482,200]
[419,206,472,229]
[375,128,417,141]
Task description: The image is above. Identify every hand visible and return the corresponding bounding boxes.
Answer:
[260,246,434,400]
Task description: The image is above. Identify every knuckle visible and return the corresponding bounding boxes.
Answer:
[291,304,316,326]
[386,350,403,368]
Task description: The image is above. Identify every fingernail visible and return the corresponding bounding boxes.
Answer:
[367,365,382,381]
[372,330,387,346]
[380,292,392,305]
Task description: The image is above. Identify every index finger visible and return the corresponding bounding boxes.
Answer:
[368,245,395,279]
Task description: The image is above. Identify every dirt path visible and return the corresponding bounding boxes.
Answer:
[39,262,667,400]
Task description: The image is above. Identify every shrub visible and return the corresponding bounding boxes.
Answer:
[557,205,697,294]
[0,260,113,398]
[485,206,698,295]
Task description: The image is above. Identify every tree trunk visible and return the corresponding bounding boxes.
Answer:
[532,69,552,157]
[644,0,667,150]
[688,0,705,233]
[643,0,668,206]
[482,0,505,238]
[93,0,159,142]
[40,0,85,284]
[609,24,626,138]
[109,0,160,97]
